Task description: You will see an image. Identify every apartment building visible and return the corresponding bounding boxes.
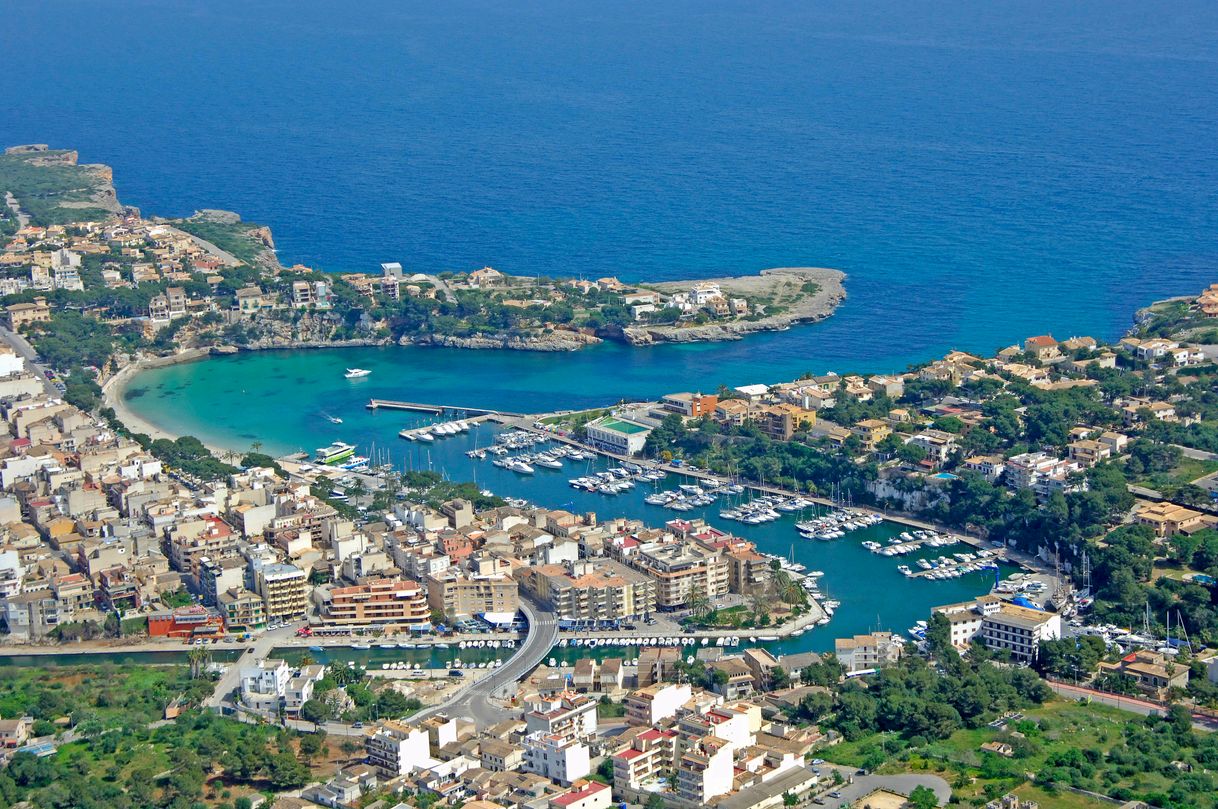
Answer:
[833,632,904,673]
[932,596,1004,650]
[662,392,719,418]
[320,578,431,630]
[631,542,728,610]
[675,736,735,805]
[724,544,769,595]
[758,403,809,441]
[219,587,266,632]
[480,738,525,772]
[625,682,691,726]
[613,728,678,792]
[366,721,435,777]
[240,658,290,711]
[166,516,239,585]
[522,732,591,786]
[256,562,308,622]
[524,693,598,740]
[979,604,1062,663]
[527,559,656,622]
[425,570,519,619]
[200,556,247,607]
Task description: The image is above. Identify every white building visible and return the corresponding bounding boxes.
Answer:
[980,604,1062,663]
[585,416,652,456]
[625,682,692,726]
[0,348,25,378]
[240,658,290,710]
[676,736,735,804]
[366,721,436,777]
[522,731,591,786]
[525,693,598,739]
[933,597,1060,663]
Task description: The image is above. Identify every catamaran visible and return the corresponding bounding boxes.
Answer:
[314,441,356,464]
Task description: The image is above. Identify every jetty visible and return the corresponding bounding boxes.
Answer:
[366,399,522,417]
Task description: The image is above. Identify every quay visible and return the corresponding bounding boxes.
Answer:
[367,398,523,417]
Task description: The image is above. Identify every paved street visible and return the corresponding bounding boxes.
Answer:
[411,596,558,726]
[830,773,950,806]
[205,623,304,709]
[1047,681,1218,733]
[0,325,59,397]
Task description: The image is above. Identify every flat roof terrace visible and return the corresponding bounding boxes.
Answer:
[597,418,648,434]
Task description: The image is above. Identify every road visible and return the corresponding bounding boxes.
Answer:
[828,772,950,806]
[205,623,303,709]
[0,325,59,397]
[1047,681,1218,733]
[4,192,30,228]
[1174,444,1218,462]
[411,597,558,726]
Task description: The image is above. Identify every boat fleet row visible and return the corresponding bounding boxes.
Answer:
[572,463,669,494]
[401,419,474,442]
[643,480,746,510]
[719,494,817,524]
[897,549,999,578]
[860,529,960,557]
[560,635,742,648]
[489,444,594,474]
[795,509,885,538]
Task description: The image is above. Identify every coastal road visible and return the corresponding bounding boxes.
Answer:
[1047,681,1217,733]
[0,325,59,397]
[412,597,558,726]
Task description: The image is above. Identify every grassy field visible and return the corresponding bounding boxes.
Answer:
[821,698,1203,807]
[174,219,271,267]
[0,150,115,225]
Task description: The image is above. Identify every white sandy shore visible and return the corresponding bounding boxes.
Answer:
[101,351,240,459]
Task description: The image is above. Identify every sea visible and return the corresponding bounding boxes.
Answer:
[3,0,1217,655]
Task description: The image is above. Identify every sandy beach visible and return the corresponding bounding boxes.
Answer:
[101,349,240,458]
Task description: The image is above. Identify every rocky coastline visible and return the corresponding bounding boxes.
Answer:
[403,331,603,352]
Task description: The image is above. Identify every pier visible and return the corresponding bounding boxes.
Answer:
[398,413,494,439]
[367,399,523,417]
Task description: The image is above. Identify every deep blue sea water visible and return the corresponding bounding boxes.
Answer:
[4,0,1217,363]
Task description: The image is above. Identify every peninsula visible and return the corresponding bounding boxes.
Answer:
[0,144,845,361]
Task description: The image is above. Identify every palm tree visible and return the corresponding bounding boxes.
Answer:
[249,440,263,456]
[771,569,805,606]
[686,586,711,621]
[187,645,211,679]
